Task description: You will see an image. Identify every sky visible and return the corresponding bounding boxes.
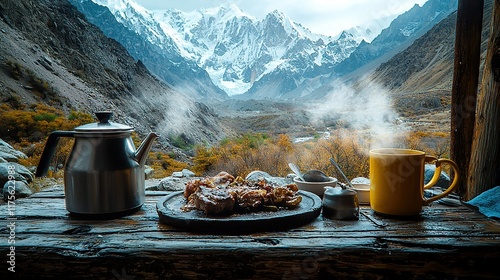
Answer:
[133,0,429,37]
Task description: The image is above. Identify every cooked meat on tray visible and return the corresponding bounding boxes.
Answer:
[181,172,302,214]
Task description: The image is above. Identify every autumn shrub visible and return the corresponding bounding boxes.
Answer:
[146,151,189,178]
[1,103,94,176]
[191,129,451,181]
[191,133,291,177]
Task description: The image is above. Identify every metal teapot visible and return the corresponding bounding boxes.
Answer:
[36,111,158,216]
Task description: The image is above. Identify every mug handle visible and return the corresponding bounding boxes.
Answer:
[422,156,460,205]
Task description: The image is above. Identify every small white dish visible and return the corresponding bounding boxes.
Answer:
[293,176,338,196]
[352,183,370,205]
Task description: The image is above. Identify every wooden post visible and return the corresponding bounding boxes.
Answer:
[450,0,484,198]
[468,0,500,199]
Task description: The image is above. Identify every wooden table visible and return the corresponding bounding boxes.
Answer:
[1,186,499,279]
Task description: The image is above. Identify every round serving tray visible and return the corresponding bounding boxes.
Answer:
[156,190,322,233]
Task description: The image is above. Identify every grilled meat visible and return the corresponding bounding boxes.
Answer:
[182,186,236,214]
[182,172,302,214]
[184,171,235,199]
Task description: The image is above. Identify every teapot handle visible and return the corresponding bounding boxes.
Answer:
[35,131,75,177]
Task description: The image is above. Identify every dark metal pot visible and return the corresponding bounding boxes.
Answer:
[36,111,158,216]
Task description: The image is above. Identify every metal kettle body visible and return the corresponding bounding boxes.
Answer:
[36,112,158,216]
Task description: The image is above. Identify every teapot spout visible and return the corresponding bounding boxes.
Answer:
[135,132,159,167]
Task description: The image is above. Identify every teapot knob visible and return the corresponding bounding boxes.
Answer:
[95,111,113,123]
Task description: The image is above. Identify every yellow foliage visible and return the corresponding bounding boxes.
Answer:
[147,152,189,178]
[190,129,450,180]
[1,103,93,177]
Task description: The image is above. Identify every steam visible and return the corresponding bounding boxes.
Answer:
[307,78,409,150]
[154,86,199,140]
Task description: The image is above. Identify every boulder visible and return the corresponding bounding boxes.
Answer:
[172,171,184,178]
[245,170,292,186]
[144,165,154,179]
[0,162,34,187]
[0,138,27,162]
[171,169,195,178]
[157,177,185,191]
[3,180,33,200]
[181,169,195,178]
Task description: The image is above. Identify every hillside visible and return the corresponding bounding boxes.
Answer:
[0,0,231,151]
[373,1,492,93]
[365,0,493,132]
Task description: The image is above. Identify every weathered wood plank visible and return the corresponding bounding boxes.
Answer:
[5,241,500,279]
[451,0,484,197]
[1,187,499,279]
[468,0,500,197]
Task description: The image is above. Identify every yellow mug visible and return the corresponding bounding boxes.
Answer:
[369,148,459,216]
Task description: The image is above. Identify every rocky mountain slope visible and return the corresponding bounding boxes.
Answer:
[335,0,458,76]
[337,0,492,133]
[0,0,231,150]
[372,1,492,93]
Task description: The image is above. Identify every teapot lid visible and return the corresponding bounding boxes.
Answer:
[75,111,133,133]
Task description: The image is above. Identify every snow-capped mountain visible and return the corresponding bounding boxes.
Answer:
[70,0,457,100]
[69,0,228,101]
[152,4,361,97]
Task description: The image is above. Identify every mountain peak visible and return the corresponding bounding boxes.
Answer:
[266,9,287,22]
[203,3,251,20]
[92,0,149,16]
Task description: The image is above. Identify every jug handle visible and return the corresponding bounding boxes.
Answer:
[35,131,75,177]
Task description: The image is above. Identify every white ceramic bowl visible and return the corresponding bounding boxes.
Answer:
[293,177,338,196]
[352,183,370,204]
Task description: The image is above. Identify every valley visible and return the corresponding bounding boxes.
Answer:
[0,0,493,181]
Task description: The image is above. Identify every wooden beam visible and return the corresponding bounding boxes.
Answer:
[451,0,484,198]
[468,0,500,199]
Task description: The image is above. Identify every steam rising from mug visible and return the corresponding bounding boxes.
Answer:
[307,78,409,149]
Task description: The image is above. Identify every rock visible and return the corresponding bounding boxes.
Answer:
[3,180,33,200]
[157,177,185,191]
[171,169,195,179]
[0,162,34,187]
[144,165,154,179]
[424,164,451,188]
[0,151,19,162]
[245,170,292,186]
[182,169,195,178]
[172,171,184,178]
[0,138,27,162]
[145,179,162,191]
